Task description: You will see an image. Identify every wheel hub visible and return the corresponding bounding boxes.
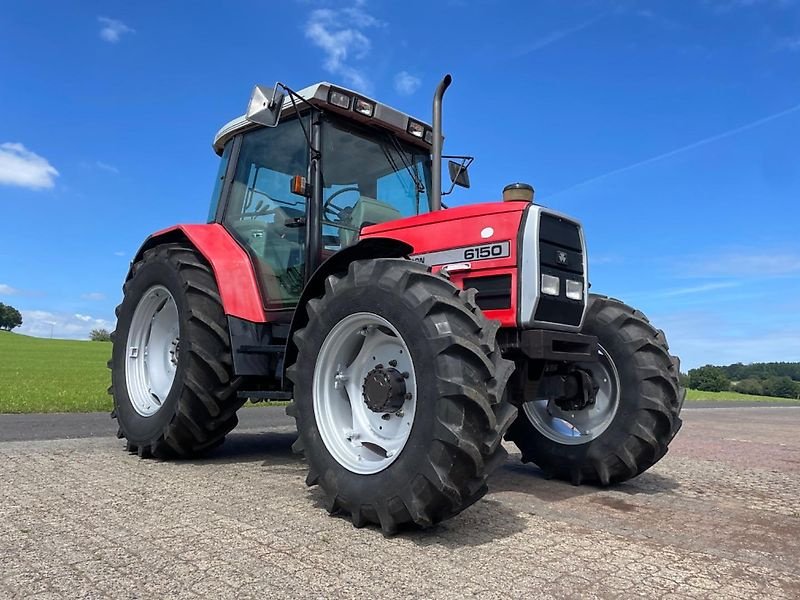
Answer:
[552,369,599,412]
[523,344,620,445]
[362,365,407,413]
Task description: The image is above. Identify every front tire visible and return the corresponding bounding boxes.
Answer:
[505,294,684,485]
[286,259,516,534]
[110,244,244,458]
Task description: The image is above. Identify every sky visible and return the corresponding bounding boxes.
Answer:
[1,0,799,369]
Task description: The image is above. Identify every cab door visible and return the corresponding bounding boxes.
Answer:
[222,118,311,319]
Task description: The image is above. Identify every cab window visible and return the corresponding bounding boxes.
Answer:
[320,118,431,252]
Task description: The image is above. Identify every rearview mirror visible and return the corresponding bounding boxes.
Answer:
[246,85,285,127]
[448,160,471,189]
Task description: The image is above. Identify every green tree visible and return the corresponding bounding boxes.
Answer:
[762,376,799,399]
[89,328,112,342]
[733,378,764,396]
[0,302,23,331]
[688,365,730,392]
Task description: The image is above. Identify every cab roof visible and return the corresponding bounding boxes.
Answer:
[212,81,434,156]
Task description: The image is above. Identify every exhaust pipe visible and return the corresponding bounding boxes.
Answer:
[430,74,452,211]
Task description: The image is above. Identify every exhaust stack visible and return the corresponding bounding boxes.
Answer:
[430,74,452,211]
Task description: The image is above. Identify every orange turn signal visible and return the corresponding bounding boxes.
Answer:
[291,175,307,196]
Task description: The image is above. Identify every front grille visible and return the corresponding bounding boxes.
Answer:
[463,274,512,310]
[535,214,584,327]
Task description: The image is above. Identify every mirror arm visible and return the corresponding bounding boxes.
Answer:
[442,155,474,196]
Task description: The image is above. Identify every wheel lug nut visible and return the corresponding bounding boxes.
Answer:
[381,413,391,421]
[404,393,412,400]
[388,359,397,367]
[402,372,409,379]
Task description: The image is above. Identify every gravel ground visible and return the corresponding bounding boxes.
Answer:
[1,406,798,599]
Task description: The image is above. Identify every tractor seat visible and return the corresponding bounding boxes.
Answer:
[339,195,402,246]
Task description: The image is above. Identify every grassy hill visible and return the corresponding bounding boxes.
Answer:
[0,330,112,413]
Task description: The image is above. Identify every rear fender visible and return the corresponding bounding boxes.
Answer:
[129,224,265,323]
[282,237,413,386]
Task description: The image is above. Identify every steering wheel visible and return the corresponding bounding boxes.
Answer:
[323,186,360,217]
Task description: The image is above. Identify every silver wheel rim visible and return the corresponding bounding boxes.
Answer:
[125,285,180,417]
[312,312,417,475]
[523,344,620,445]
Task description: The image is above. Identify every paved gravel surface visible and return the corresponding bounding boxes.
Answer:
[1,406,798,599]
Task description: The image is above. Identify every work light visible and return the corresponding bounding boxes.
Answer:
[328,89,351,109]
[353,97,375,117]
[541,274,560,296]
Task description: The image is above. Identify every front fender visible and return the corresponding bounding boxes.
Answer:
[129,224,265,323]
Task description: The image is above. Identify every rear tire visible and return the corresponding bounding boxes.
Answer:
[505,294,684,485]
[286,259,516,534]
[109,243,244,458]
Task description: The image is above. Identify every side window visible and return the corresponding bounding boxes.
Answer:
[224,120,310,308]
[207,142,232,223]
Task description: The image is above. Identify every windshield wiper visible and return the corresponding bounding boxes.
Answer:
[383,133,425,194]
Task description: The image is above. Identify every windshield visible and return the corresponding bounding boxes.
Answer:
[321,117,432,251]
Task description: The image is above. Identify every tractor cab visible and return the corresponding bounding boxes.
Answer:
[209,83,437,311]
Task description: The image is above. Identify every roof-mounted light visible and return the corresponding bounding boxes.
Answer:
[353,96,375,117]
[407,119,425,138]
[328,88,351,110]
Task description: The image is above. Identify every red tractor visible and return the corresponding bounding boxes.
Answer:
[110,75,684,534]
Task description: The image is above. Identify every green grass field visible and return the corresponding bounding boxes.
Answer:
[0,330,112,413]
[685,388,800,404]
[1,329,798,413]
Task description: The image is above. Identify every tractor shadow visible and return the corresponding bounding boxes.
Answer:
[183,431,299,468]
[175,433,678,547]
[490,453,681,502]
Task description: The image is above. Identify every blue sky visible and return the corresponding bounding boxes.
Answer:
[1,0,798,369]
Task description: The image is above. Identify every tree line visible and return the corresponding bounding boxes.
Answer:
[687,362,800,399]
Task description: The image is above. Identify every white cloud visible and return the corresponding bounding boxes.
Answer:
[659,281,742,297]
[81,292,106,301]
[98,17,135,43]
[18,309,114,340]
[394,71,421,95]
[95,161,119,174]
[548,100,800,199]
[113,251,127,257]
[679,249,800,278]
[0,143,59,190]
[304,4,383,92]
[777,37,800,51]
[511,16,603,58]
[0,283,20,295]
[650,310,800,369]
[712,0,795,8]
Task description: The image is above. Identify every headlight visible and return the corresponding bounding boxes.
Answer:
[541,274,560,296]
[566,279,583,300]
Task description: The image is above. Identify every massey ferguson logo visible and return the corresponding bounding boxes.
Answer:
[556,251,569,265]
